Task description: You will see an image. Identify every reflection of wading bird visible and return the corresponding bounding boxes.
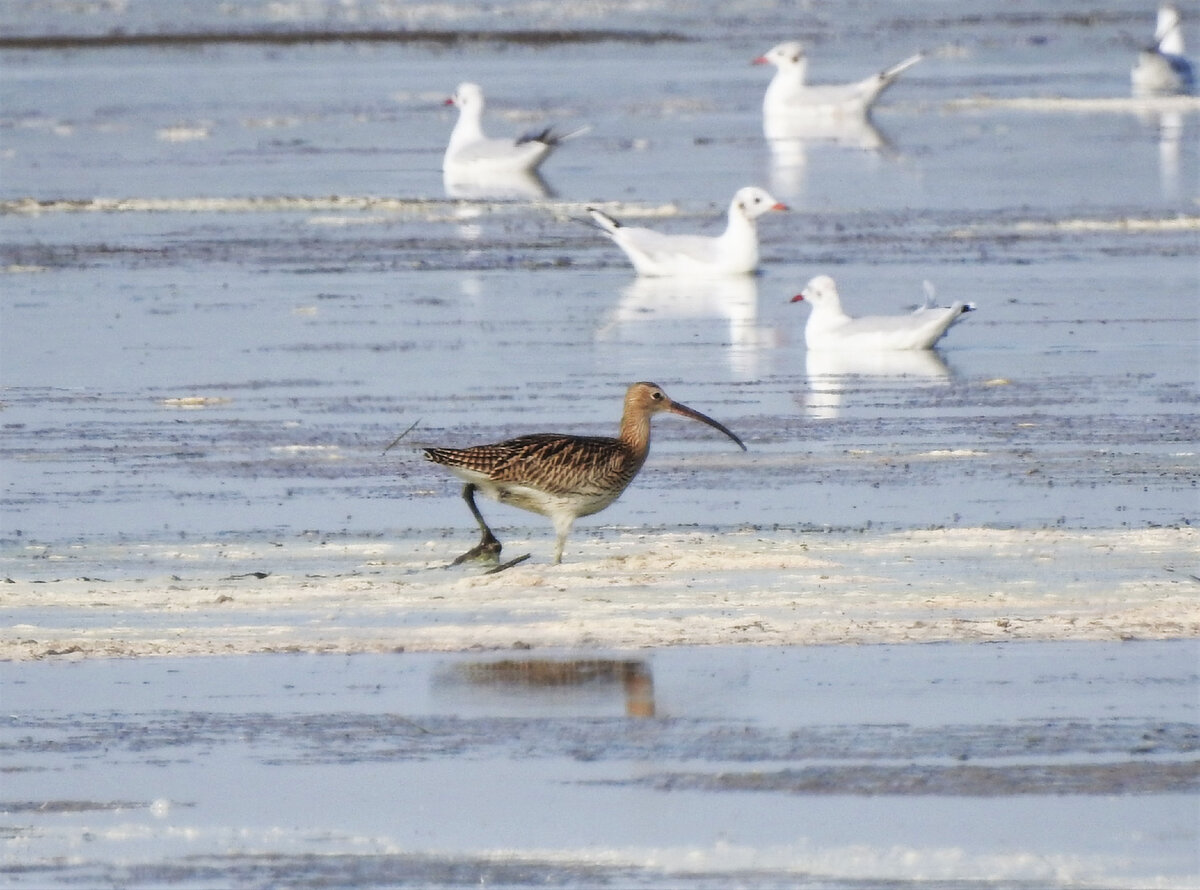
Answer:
[792,275,973,351]
[754,41,923,125]
[586,187,787,277]
[442,82,586,175]
[423,383,746,567]
[452,658,657,718]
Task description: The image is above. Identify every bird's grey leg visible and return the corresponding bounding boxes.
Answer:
[450,483,503,565]
[551,515,574,565]
[551,529,568,565]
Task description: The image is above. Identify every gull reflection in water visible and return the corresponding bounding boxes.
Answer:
[1135,107,1186,201]
[765,113,894,200]
[443,168,554,201]
[438,658,656,718]
[597,275,776,380]
[802,348,952,420]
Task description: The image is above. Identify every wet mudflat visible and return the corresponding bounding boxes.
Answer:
[1,0,1199,887]
[2,525,1196,661]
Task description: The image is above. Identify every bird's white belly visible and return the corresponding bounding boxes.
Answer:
[482,482,622,520]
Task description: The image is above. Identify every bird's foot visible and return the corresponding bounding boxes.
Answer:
[448,538,503,567]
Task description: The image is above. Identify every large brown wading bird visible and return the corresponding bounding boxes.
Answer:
[423,382,746,568]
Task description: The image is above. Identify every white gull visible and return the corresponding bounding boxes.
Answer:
[443,82,585,175]
[587,187,787,277]
[791,275,973,351]
[1132,4,1194,96]
[754,41,923,128]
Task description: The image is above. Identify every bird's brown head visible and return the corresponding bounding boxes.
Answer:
[626,382,747,451]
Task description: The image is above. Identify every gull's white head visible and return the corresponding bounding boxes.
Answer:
[731,186,788,221]
[754,41,807,70]
[790,275,841,309]
[447,82,485,113]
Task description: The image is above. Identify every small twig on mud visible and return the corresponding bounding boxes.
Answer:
[485,553,532,574]
[397,715,434,734]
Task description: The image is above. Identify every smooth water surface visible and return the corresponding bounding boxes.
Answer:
[3,641,1197,888]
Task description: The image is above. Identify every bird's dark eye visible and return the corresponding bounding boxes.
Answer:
[651,391,665,401]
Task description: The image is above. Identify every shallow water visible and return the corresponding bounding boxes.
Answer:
[3,641,1198,888]
[2,2,1197,554]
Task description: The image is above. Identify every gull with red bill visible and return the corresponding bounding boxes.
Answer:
[792,275,974,351]
[586,187,787,277]
[442,82,587,176]
[754,41,923,123]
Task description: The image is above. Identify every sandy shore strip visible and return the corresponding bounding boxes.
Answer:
[3,526,1195,660]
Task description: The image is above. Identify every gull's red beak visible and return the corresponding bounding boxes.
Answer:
[443,97,455,106]
[752,56,769,65]
[790,293,805,303]
[772,202,788,211]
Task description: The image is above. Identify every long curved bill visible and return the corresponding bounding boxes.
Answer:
[666,400,747,451]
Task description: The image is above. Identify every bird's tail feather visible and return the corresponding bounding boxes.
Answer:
[917,281,975,316]
[585,207,622,235]
[880,52,924,85]
[518,123,591,146]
